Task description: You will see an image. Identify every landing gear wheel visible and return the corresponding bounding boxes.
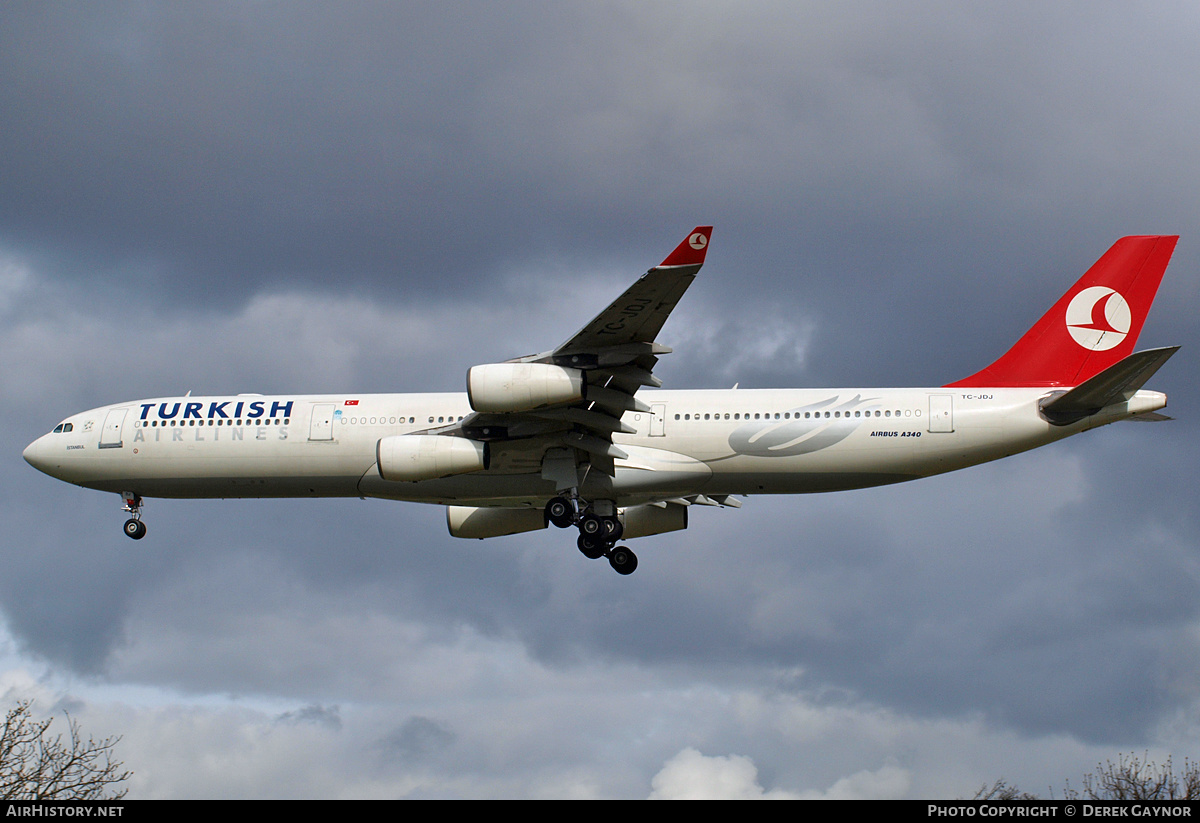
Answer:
[607,546,638,575]
[601,516,623,541]
[578,513,604,539]
[577,533,605,560]
[545,497,574,529]
[123,518,147,540]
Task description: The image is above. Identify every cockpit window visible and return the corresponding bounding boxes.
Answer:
[52,423,73,433]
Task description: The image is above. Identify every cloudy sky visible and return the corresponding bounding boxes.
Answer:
[2,1,1199,799]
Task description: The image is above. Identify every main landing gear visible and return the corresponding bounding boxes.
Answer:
[121,492,147,540]
[544,495,637,575]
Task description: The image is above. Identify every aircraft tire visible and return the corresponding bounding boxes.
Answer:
[545,497,573,528]
[578,513,603,538]
[577,534,605,560]
[123,519,146,540]
[608,546,638,575]
[601,516,623,541]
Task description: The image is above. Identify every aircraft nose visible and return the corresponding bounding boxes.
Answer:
[23,436,47,472]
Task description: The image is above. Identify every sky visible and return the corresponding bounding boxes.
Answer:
[2,1,1199,799]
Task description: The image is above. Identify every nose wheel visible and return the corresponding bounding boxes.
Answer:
[121,492,147,540]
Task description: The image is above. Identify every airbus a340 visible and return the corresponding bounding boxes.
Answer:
[24,228,1179,574]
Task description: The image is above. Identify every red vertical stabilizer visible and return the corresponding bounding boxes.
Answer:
[947,235,1177,388]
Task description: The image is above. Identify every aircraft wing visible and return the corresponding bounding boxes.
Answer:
[452,227,712,478]
[552,227,711,356]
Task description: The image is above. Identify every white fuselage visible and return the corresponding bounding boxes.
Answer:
[22,386,1167,508]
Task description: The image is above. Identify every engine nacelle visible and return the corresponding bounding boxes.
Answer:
[377,435,488,482]
[447,506,548,539]
[620,504,688,539]
[466,363,585,413]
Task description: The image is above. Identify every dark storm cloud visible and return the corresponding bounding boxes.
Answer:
[277,703,342,730]
[0,2,731,301]
[3,0,1200,797]
[0,3,517,296]
[4,1,1195,313]
[377,716,456,765]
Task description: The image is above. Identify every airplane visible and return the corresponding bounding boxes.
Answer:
[23,228,1180,575]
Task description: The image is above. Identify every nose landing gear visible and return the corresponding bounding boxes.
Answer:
[121,492,146,540]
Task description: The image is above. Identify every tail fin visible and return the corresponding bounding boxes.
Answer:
[947,235,1178,388]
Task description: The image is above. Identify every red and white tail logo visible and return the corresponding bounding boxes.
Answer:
[1065,287,1131,351]
[660,226,713,268]
[949,235,1177,388]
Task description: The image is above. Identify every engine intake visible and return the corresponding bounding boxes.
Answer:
[466,363,585,413]
[377,435,488,482]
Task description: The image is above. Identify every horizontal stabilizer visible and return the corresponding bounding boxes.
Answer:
[1128,412,1173,422]
[1040,346,1179,425]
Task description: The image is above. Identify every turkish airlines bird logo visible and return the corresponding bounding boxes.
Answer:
[688,232,708,250]
[1065,287,1131,351]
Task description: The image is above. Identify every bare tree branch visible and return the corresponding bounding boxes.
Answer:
[975,752,1200,801]
[1066,752,1200,801]
[0,700,131,800]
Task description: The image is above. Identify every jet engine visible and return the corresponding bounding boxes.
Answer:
[377,435,488,482]
[466,363,585,413]
[620,503,688,538]
[447,505,548,539]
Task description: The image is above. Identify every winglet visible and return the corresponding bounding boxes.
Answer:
[659,226,713,267]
